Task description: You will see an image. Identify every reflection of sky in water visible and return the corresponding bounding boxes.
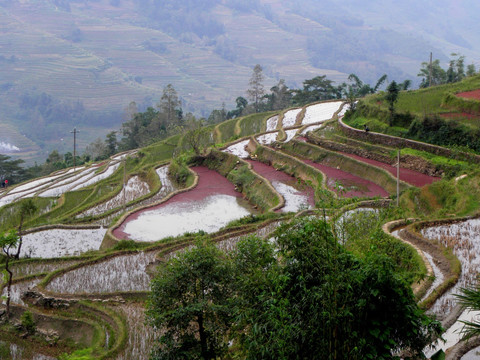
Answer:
[256,132,278,145]
[266,115,278,131]
[272,181,310,213]
[15,228,106,258]
[284,129,298,142]
[124,194,251,241]
[422,218,480,315]
[222,140,250,158]
[282,108,301,127]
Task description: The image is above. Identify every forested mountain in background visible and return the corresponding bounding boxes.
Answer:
[0,0,479,163]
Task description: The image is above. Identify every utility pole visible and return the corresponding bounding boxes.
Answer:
[396,149,400,206]
[123,156,127,212]
[70,127,79,170]
[429,52,433,88]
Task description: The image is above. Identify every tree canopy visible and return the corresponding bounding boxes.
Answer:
[147,218,441,360]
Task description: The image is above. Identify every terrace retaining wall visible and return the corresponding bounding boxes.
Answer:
[308,133,443,177]
[282,139,409,195]
[338,117,480,164]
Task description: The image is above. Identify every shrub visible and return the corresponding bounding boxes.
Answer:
[20,310,36,335]
[168,159,190,185]
[113,239,141,251]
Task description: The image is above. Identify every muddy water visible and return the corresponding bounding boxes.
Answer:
[114,303,157,360]
[114,166,254,242]
[340,152,439,187]
[421,218,480,356]
[17,228,107,258]
[246,160,315,212]
[46,251,158,294]
[422,218,480,315]
[0,341,57,360]
[2,278,41,306]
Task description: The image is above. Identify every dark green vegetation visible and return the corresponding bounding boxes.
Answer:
[345,74,480,151]
[148,218,441,360]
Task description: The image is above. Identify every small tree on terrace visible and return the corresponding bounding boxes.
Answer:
[147,240,234,360]
[15,199,37,259]
[182,116,212,155]
[385,80,399,126]
[247,64,265,113]
[1,230,20,320]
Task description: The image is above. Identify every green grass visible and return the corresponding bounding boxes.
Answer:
[237,112,275,138]
[401,171,480,218]
[363,74,480,117]
[215,118,239,143]
[344,115,409,137]
[401,148,473,176]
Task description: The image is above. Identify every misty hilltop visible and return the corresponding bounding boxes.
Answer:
[0,0,479,162]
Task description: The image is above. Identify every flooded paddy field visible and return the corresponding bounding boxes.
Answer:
[246,159,315,212]
[113,166,254,242]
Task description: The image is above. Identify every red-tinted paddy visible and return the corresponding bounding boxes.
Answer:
[246,159,316,211]
[340,152,440,187]
[456,89,480,101]
[113,166,254,241]
[300,158,389,198]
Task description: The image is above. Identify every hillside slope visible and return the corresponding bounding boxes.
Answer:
[1,0,479,163]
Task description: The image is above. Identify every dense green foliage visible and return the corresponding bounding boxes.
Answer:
[455,286,480,340]
[0,154,28,186]
[407,115,480,152]
[148,218,441,359]
[148,240,234,360]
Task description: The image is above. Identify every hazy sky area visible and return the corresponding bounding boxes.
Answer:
[0,0,479,161]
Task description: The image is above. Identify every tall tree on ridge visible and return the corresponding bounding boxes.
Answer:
[158,84,182,125]
[247,64,265,113]
[385,80,399,126]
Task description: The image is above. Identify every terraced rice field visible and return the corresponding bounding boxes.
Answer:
[301,158,389,198]
[0,341,56,360]
[302,101,343,125]
[97,165,179,226]
[457,90,480,100]
[421,218,480,356]
[222,140,251,159]
[340,152,439,187]
[2,278,42,306]
[256,132,278,145]
[11,260,84,279]
[284,129,298,142]
[115,303,157,360]
[46,251,158,294]
[282,108,302,127]
[18,228,107,258]
[266,115,279,132]
[246,160,314,212]
[79,175,150,218]
[113,166,253,241]
[422,219,480,315]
